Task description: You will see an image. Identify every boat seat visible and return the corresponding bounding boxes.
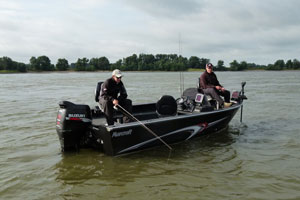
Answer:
[156,95,177,117]
[95,81,103,102]
[94,81,104,112]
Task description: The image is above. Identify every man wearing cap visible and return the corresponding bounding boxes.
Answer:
[99,69,132,125]
[199,63,231,108]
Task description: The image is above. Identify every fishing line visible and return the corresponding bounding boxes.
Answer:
[116,104,173,150]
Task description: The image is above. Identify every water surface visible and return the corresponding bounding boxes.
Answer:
[1,71,300,200]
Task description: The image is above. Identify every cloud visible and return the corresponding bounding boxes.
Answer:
[1,0,300,65]
[123,0,202,18]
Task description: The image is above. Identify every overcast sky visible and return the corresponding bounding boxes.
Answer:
[1,0,300,66]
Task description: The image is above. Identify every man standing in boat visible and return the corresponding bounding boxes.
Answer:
[99,69,132,125]
[199,63,231,108]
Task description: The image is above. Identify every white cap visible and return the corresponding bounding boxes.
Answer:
[112,69,122,78]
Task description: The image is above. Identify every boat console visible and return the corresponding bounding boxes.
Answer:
[177,88,215,113]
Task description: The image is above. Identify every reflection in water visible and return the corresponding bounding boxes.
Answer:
[54,127,244,199]
[55,150,147,185]
[55,127,239,180]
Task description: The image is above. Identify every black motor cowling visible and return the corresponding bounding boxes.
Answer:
[56,101,92,151]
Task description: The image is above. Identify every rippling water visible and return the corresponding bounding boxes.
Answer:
[1,71,300,200]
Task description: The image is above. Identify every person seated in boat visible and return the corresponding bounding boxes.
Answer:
[99,69,132,125]
[199,63,232,108]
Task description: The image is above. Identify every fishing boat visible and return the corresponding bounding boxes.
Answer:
[56,82,247,156]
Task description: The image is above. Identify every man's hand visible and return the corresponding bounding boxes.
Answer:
[113,99,119,105]
[215,86,222,90]
[216,86,226,91]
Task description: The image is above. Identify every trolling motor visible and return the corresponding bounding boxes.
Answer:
[240,82,247,100]
[240,82,247,122]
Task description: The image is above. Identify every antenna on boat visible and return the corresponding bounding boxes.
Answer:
[178,33,184,96]
[115,104,173,150]
[180,72,184,95]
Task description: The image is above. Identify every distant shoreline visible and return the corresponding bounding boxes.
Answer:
[1,69,300,74]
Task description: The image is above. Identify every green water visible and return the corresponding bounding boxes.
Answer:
[1,71,300,200]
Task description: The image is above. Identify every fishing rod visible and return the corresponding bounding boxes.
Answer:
[115,104,173,150]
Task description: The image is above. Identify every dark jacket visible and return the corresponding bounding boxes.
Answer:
[200,71,222,89]
[100,78,128,102]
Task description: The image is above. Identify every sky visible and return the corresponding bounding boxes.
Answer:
[1,0,300,66]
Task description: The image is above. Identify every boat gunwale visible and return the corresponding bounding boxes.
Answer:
[105,102,243,131]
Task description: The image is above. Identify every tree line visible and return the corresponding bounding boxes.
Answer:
[1,54,300,73]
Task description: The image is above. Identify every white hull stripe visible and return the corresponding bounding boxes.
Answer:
[117,116,229,154]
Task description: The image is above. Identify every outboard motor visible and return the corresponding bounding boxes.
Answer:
[56,101,92,151]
